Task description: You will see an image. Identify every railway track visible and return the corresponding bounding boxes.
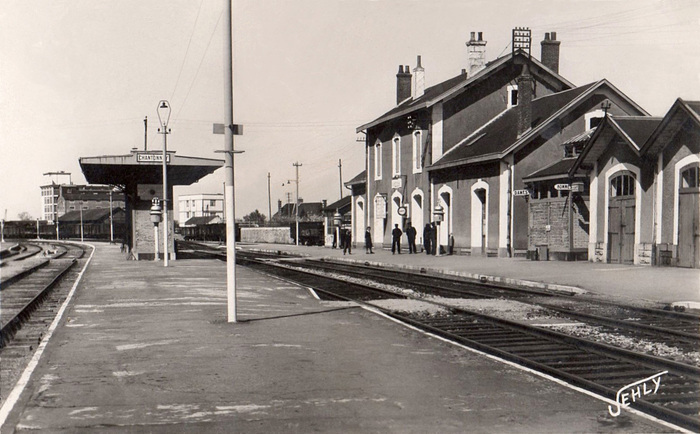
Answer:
[0,242,88,348]
[234,251,700,431]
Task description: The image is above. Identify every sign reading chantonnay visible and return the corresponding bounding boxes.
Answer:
[136,153,171,163]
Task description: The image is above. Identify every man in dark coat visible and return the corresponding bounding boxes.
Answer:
[406,224,417,254]
[391,224,402,254]
[423,224,432,255]
[431,222,438,255]
[364,226,373,254]
[342,229,352,255]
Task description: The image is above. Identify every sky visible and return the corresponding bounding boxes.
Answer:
[1,0,699,221]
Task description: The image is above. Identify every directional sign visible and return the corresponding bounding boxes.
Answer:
[513,189,530,196]
[213,123,244,135]
[554,183,571,191]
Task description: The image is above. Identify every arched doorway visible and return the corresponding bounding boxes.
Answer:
[471,181,489,255]
[437,186,452,247]
[391,191,404,232]
[411,189,424,245]
[608,172,636,264]
[677,163,699,268]
[354,197,365,247]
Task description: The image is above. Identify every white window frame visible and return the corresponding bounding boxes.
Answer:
[507,85,518,109]
[392,134,401,177]
[412,130,423,174]
[374,141,382,180]
[585,109,605,131]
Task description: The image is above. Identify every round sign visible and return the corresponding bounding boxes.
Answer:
[397,206,407,216]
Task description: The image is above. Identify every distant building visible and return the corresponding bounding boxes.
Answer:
[40,183,124,223]
[178,193,224,226]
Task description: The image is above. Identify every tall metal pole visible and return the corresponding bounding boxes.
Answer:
[338,159,343,199]
[144,116,148,151]
[157,100,171,267]
[109,189,114,243]
[293,162,302,246]
[224,0,238,322]
[80,202,84,242]
[162,120,169,267]
[267,172,271,225]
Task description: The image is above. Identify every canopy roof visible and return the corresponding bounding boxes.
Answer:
[79,150,223,186]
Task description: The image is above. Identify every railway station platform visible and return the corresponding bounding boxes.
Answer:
[0,242,673,433]
[238,242,700,309]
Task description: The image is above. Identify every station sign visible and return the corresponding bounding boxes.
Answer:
[554,183,571,191]
[374,195,387,219]
[136,153,171,164]
[512,189,530,197]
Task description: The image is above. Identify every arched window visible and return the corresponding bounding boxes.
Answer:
[412,130,422,173]
[392,135,401,177]
[610,172,635,197]
[374,141,382,180]
[681,165,699,189]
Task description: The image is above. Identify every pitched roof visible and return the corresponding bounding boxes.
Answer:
[640,98,700,156]
[570,115,662,175]
[523,158,583,182]
[344,170,367,186]
[357,51,574,133]
[184,215,221,226]
[429,83,597,170]
[58,207,123,223]
[323,195,352,213]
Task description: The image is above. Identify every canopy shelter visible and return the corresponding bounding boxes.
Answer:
[79,149,223,260]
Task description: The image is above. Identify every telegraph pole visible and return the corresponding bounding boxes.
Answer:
[267,172,272,225]
[338,159,343,199]
[293,162,302,246]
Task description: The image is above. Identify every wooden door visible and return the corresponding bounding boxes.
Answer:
[608,173,636,264]
[678,165,700,268]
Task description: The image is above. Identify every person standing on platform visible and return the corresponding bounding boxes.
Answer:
[391,224,403,254]
[343,229,352,255]
[406,224,417,254]
[423,224,432,255]
[431,222,438,255]
[364,226,373,254]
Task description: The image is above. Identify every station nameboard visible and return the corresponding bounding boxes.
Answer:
[137,153,171,163]
[554,183,571,191]
[512,189,530,197]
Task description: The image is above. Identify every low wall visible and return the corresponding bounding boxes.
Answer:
[241,227,292,244]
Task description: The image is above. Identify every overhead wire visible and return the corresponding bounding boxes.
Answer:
[169,0,206,104]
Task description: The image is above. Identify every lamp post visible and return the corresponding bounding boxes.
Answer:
[157,100,171,267]
[433,204,444,257]
[109,188,114,244]
[79,200,84,242]
[150,198,162,262]
[293,162,302,246]
[333,211,342,248]
[0,219,4,243]
[36,218,40,240]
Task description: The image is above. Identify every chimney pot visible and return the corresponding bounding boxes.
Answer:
[396,63,413,104]
[540,31,561,73]
[478,32,483,41]
[470,31,475,41]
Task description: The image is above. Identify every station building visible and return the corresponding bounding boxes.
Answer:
[177,193,224,225]
[79,149,222,260]
[355,29,647,257]
[570,98,700,268]
[40,183,125,223]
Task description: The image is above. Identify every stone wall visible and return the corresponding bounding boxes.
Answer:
[241,227,292,244]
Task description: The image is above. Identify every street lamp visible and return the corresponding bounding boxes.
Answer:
[333,211,342,249]
[79,200,84,242]
[433,204,444,257]
[150,198,162,262]
[157,100,171,267]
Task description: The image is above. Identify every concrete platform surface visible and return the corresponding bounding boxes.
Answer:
[238,242,700,307]
[0,243,676,433]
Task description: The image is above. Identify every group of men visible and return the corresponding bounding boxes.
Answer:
[390,222,439,255]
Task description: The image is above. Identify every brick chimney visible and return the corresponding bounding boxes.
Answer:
[540,32,561,73]
[516,63,533,136]
[396,65,412,104]
[466,31,487,77]
[413,55,425,98]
